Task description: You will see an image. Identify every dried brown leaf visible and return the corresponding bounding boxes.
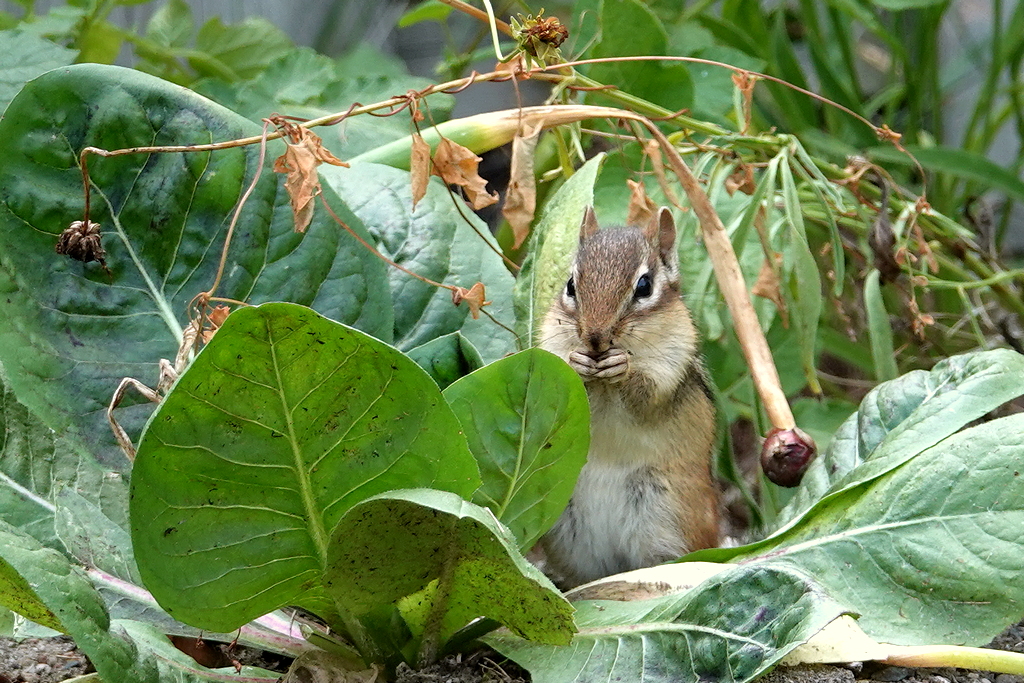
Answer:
[725,164,757,195]
[626,179,657,227]
[273,127,348,233]
[410,133,431,209]
[752,256,788,326]
[432,138,498,210]
[451,282,490,319]
[503,122,543,248]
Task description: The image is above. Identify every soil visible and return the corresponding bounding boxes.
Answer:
[1,623,1022,682]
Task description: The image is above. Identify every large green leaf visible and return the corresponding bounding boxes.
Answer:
[513,154,605,346]
[0,363,128,552]
[731,412,1024,645]
[130,302,480,632]
[325,489,575,649]
[587,0,693,112]
[0,63,391,467]
[321,162,517,362]
[777,349,1024,526]
[0,519,160,681]
[0,30,74,114]
[488,564,845,683]
[443,349,590,550]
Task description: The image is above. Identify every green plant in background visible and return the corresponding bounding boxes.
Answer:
[0,0,1023,681]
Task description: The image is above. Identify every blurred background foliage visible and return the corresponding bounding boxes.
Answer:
[1,0,1023,526]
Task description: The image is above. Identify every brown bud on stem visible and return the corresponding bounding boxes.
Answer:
[761,427,818,488]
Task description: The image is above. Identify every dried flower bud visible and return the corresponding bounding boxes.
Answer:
[510,11,568,66]
[761,427,817,488]
[56,220,105,264]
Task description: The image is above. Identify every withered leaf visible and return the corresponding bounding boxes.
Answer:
[725,164,757,195]
[432,138,498,211]
[451,282,490,319]
[410,133,431,209]
[503,122,543,248]
[626,179,657,228]
[752,256,788,326]
[273,127,348,233]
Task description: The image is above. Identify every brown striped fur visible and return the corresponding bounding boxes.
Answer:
[537,207,719,587]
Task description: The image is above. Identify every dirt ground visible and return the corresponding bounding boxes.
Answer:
[2,622,1023,682]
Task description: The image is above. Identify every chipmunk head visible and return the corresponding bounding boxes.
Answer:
[544,206,692,365]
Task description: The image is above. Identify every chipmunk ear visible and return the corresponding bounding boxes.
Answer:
[580,206,599,242]
[651,207,678,272]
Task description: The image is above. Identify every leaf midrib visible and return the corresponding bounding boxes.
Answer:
[268,321,329,565]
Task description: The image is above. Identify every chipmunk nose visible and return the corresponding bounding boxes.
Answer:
[586,330,612,354]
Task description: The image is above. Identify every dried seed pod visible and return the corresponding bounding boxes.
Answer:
[761,427,817,488]
[56,220,106,265]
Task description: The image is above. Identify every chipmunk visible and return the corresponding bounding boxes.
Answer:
[538,206,719,587]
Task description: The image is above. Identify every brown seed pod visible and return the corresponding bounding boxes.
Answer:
[761,427,817,488]
[56,220,106,265]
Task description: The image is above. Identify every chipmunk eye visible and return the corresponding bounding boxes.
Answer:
[565,276,576,298]
[634,273,653,299]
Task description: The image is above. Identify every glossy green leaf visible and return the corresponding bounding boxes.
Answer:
[0,63,391,466]
[731,412,1024,645]
[325,489,575,648]
[144,0,194,50]
[192,16,292,81]
[0,29,74,114]
[0,363,128,552]
[0,519,164,681]
[778,349,1024,525]
[406,332,484,390]
[864,269,898,381]
[588,0,693,112]
[513,154,605,346]
[398,1,454,28]
[321,162,516,362]
[489,564,845,683]
[443,349,590,550]
[130,303,480,632]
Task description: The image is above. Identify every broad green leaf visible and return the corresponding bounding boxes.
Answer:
[321,162,517,362]
[488,564,846,683]
[443,349,590,550]
[867,145,1024,205]
[55,488,139,584]
[325,489,575,648]
[130,303,480,632]
[0,63,391,466]
[0,363,128,552]
[406,332,484,390]
[0,519,166,681]
[733,413,1024,645]
[0,29,74,115]
[192,16,292,81]
[864,269,898,381]
[398,0,453,26]
[588,0,693,112]
[144,0,194,49]
[513,154,605,346]
[777,349,1024,526]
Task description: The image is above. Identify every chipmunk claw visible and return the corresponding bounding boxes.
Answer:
[593,349,629,382]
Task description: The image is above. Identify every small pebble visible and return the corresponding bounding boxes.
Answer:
[995,675,1024,683]
[873,666,913,682]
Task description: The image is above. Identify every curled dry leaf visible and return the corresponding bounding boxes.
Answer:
[752,256,787,325]
[625,179,657,228]
[273,126,349,233]
[432,138,499,211]
[725,164,757,195]
[410,132,431,209]
[503,122,543,248]
[451,282,490,319]
[643,140,681,209]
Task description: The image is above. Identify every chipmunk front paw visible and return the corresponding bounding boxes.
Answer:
[569,348,629,382]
